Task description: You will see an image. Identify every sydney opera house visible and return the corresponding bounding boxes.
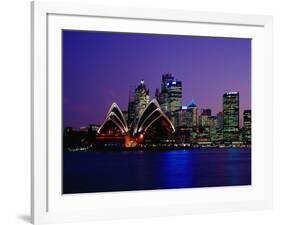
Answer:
[63,76,251,151]
[96,99,175,148]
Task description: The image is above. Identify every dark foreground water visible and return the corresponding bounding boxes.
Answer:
[63,148,251,194]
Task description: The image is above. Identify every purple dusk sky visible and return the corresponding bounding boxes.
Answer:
[63,30,251,129]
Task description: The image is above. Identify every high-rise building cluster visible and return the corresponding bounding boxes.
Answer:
[126,74,251,146]
[64,73,251,150]
[134,79,150,122]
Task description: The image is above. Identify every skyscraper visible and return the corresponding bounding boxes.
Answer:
[168,80,182,113]
[208,116,219,142]
[223,92,239,142]
[155,88,160,103]
[159,74,173,113]
[216,112,224,130]
[174,100,198,141]
[159,73,182,114]
[134,80,150,122]
[176,106,193,128]
[187,99,198,128]
[127,101,135,125]
[199,109,212,128]
[243,110,251,130]
[127,86,136,126]
[243,110,251,143]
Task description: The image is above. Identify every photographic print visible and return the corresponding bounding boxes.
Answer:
[63,30,251,194]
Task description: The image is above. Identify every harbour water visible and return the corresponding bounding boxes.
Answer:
[63,148,251,194]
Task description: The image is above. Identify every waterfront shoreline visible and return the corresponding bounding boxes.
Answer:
[64,146,251,152]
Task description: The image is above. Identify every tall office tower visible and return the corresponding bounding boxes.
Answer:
[208,116,218,129]
[243,110,251,129]
[243,110,251,143]
[155,88,160,103]
[223,92,239,142]
[216,112,224,130]
[187,99,198,128]
[208,116,219,142]
[127,86,136,126]
[167,80,182,113]
[161,73,174,90]
[159,74,173,113]
[176,106,193,128]
[159,73,182,114]
[199,108,212,127]
[134,80,150,122]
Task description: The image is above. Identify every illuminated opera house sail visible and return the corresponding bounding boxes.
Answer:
[97,103,129,136]
[97,99,175,148]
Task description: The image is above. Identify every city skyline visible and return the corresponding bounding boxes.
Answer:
[63,30,251,129]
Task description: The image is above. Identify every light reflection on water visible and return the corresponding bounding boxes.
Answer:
[63,148,251,194]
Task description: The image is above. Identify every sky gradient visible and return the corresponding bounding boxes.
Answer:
[63,30,251,129]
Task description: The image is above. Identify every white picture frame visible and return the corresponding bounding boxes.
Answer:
[31,1,273,224]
